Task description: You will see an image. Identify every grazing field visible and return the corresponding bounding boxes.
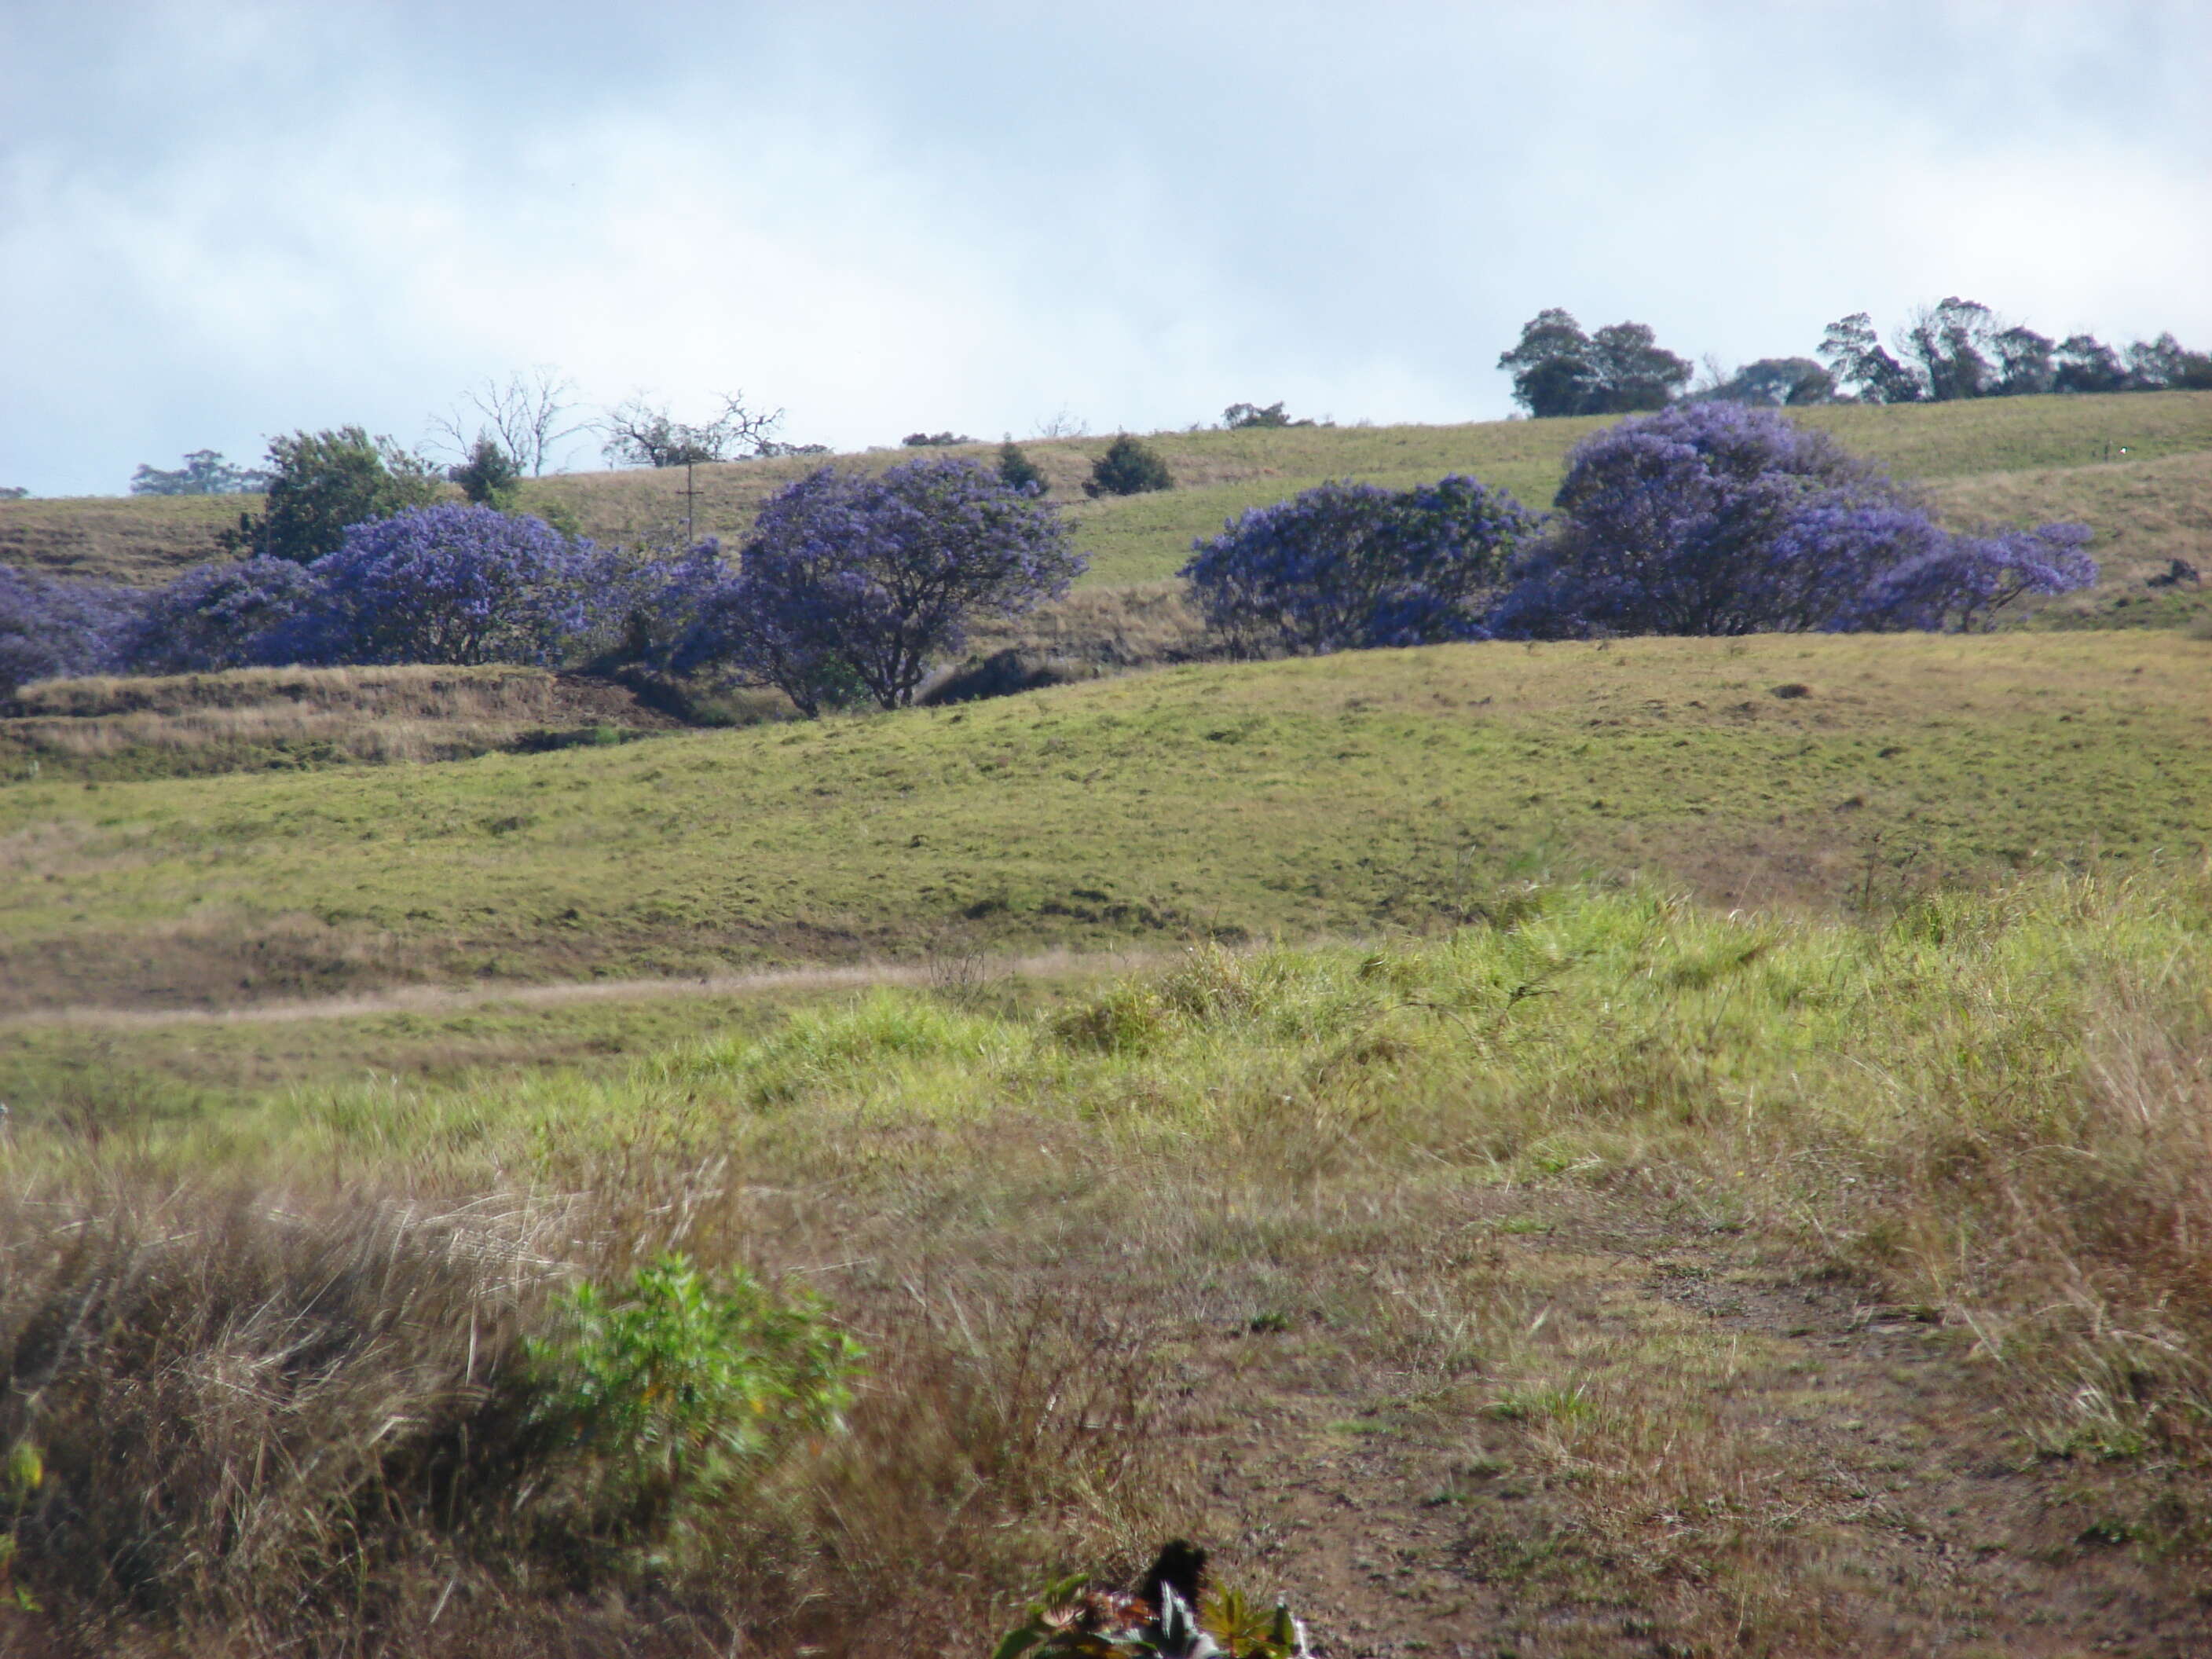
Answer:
[7,397,2212,1656]
[8,390,2210,592]
[0,630,2207,1016]
[6,869,2212,1654]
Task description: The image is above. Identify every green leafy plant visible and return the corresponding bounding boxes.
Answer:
[523,1254,864,1536]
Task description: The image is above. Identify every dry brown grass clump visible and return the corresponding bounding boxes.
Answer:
[0,1163,1186,1658]
[0,665,687,781]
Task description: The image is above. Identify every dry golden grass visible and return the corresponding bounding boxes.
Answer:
[1,664,680,782]
[6,663,557,720]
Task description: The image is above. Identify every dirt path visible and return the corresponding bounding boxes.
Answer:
[1196,1202,2212,1657]
[0,946,1163,1031]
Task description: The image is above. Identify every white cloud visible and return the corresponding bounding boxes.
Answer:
[2,0,2207,495]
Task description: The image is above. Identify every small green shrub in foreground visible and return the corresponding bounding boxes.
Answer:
[523,1252,865,1541]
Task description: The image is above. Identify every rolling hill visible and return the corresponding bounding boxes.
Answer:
[7,390,2210,602]
[2,628,2204,1014]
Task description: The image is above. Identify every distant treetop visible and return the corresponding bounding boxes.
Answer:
[129,449,271,496]
[1498,309,1694,418]
[1818,300,2212,404]
[1222,401,1313,430]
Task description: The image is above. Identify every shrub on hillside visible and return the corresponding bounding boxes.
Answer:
[522,1254,862,1547]
[997,439,1046,494]
[1181,476,1538,656]
[1489,402,2095,638]
[1084,434,1173,498]
[676,458,1083,713]
[447,434,523,508]
[269,504,610,668]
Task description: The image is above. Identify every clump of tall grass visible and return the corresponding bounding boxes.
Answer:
[0,1162,1186,1656]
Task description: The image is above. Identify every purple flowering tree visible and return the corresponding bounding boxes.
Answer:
[269,504,610,668]
[1,566,145,695]
[678,459,1082,713]
[1489,402,2094,637]
[1841,521,2097,632]
[1181,475,1538,656]
[129,557,320,674]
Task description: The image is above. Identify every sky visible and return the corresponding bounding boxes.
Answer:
[3,0,2208,496]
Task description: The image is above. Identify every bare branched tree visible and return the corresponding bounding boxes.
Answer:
[429,367,588,475]
[598,393,785,469]
[1031,406,1090,440]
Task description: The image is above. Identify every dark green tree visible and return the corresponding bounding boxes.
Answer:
[1817,312,1925,404]
[2053,333,2128,394]
[1700,357,1835,407]
[1497,309,1595,417]
[1499,310,1690,416]
[1083,434,1173,498]
[996,439,1046,494]
[448,434,522,507]
[221,427,441,563]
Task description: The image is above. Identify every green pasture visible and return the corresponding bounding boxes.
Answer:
[2,629,2206,1013]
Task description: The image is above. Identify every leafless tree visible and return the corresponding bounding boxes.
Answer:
[1031,406,1090,439]
[597,392,786,468]
[428,366,588,475]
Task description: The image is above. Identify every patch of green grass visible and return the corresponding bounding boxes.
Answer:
[1,631,2207,1011]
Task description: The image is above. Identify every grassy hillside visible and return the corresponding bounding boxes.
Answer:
[0,490,249,583]
[9,390,2210,590]
[2,629,2205,1013]
[0,663,689,782]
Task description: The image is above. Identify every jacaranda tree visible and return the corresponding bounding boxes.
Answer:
[0,566,143,695]
[1487,402,2094,638]
[269,504,610,667]
[1181,476,1539,656]
[129,556,320,674]
[676,458,1082,714]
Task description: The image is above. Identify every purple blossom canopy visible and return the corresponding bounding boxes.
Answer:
[1489,402,2094,638]
[269,504,611,667]
[130,556,320,674]
[679,458,1082,712]
[0,566,145,695]
[1181,475,1538,656]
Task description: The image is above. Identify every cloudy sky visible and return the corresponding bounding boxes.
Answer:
[3,0,2207,496]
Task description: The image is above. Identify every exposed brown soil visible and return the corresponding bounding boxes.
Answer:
[1189,1199,2212,1657]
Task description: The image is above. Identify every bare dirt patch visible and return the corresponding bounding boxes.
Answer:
[1192,1196,2212,1656]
